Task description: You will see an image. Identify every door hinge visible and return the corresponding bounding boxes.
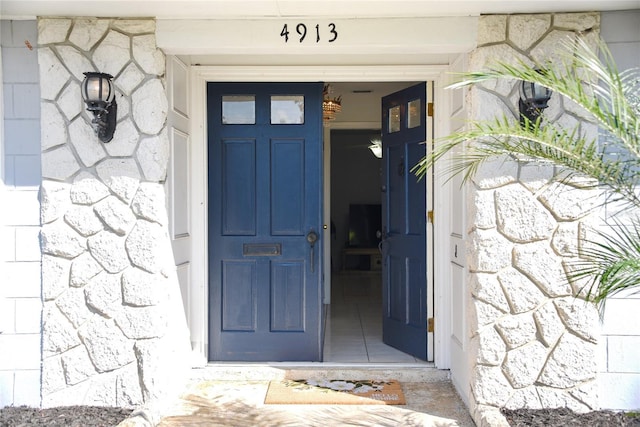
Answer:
[427,317,434,333]
[427,210,434,224]
[427,102,434,117]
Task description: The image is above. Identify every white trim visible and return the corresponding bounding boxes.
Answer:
[193,65,447,82]
[3,1,639,20]
[190,64,449,366]
[432,74,452,370]
[426,81,435,363]
[0,45,5,334]
[190,67,209,365]
[0,45,4,188]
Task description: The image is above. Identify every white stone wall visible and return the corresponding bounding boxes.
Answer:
[0,20,43,408]
[38,18,190,407]
[467,13,603,426]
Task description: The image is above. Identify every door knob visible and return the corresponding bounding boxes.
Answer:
[307,230,318,272]
[307,230,318,245]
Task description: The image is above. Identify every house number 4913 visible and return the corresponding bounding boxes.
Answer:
[280,23,338,43]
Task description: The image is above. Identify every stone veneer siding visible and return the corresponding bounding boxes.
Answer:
[38,18,190,407]
[466,13,602,427]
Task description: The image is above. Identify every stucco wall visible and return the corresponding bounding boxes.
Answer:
[0,20,43,408]
[466,13,603,427]
[598,9,640,410]
[37,18,190,408]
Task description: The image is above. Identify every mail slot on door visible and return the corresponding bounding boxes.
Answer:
[243,243,282,256]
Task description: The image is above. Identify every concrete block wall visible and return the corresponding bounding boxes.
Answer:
[598,10,640,410]
[0,20,43,407]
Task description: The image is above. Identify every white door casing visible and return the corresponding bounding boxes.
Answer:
[438,53,470,404]
[167,56,206,365]
[157,15,478,367]
[188,65,451,367]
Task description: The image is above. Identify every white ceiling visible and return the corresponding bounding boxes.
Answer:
[2,0,639,19]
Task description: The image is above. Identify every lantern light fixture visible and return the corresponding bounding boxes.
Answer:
[81,72,117,143]
[518,72,552,129]
[322,84,342,124]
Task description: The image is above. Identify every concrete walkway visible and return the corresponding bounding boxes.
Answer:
[142,366,476,427]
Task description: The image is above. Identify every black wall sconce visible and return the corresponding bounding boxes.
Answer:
[81,72,117,143]
[518,73,552,129]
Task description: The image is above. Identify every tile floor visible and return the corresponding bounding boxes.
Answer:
[323,272,428,364]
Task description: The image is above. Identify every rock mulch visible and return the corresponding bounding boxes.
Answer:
[2,404,640,426]
[502,408,640,427]
[0,405,132,427]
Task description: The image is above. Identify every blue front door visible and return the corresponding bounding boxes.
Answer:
[381,83,428,360]
[208,82,323,361]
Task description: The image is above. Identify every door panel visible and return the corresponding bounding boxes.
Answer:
[271,139,305,235]
[271,261,305,331]
[208,82,323,361]
[222,139,256,235]
[167,56,196,355]
[381,82,427,360]
[221,261,256,331]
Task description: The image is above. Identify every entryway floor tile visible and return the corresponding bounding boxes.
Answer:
[325,273,429,363]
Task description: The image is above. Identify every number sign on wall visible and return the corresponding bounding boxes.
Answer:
[280,23,338,43]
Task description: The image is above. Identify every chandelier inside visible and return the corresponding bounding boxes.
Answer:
[322,85,342,123]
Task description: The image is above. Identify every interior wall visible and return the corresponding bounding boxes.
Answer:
[330,129,382,271]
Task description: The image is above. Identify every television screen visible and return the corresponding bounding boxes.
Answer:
[347,204,382,248]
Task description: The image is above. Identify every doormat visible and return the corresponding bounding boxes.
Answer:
[264,379,406,405]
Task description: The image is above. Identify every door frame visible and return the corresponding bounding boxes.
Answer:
[188,65,451,367]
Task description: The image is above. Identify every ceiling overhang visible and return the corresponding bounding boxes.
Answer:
[1,0,639,20]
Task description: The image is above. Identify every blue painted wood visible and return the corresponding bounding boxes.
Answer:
[208,82,323,361]
[222,261,256,331]
[381,82,428,360]
[271,139,304,235]
[271,261,305,331]
[222,139,256,236]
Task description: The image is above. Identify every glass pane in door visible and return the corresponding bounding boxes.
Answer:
[389,105,401,133]
[222,95,255,124]
[271,95,304,124]
[407,99,421,129]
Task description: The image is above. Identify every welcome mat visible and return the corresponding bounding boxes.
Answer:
[264,379,406,405]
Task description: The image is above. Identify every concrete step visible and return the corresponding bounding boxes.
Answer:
[190,363,449,383]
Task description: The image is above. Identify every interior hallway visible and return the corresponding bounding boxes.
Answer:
[323,272,429,363]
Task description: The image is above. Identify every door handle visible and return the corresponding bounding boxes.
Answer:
[378,227,388,254]
[306,230,318,272]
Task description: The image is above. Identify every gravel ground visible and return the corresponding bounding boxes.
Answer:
[1,405,640,426]
[0,406,132,427]
[503,408,640,427]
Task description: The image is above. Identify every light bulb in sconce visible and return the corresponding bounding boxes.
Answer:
[368,138,382,159]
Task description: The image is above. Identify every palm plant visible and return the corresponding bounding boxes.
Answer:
[414,36,640,309]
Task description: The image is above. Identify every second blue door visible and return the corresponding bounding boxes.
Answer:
[208,83,323,361]
[381,83,428,360]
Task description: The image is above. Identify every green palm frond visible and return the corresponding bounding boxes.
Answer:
[439,38,639,169]
[415,35,640,308]
[573,218,640,313]
[414,114,640,209]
